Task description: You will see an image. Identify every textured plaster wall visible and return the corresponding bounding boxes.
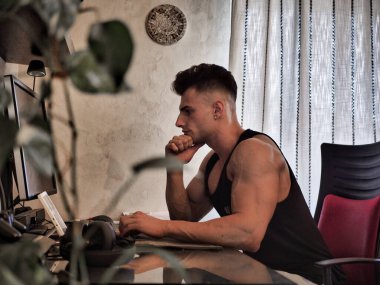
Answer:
[5,0,231,221]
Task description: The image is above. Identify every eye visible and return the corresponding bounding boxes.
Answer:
[182,108,192,116]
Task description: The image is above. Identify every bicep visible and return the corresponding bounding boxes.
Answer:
[231,170,280,229]
[230,143,284,242]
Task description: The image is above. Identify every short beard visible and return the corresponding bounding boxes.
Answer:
[191,135,206,145]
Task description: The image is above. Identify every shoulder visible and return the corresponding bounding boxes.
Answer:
[227,134,291,201]
[236,135,280,157]
[229,135,286,173]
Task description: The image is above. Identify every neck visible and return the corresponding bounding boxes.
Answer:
[207,122,245,162]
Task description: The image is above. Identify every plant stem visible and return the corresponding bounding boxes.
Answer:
[103,175,139,215]
[46,84,75,220]
[62,80,79,217]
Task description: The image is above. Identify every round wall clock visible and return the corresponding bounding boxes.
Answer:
[145,4,187,46]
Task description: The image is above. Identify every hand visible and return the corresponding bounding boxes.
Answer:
[119,211,167,238]
[165,135,204,163]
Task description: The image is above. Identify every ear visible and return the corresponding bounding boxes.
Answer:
[212,101,224,119]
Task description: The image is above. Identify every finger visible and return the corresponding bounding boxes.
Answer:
[178,136,193,147]
[119,224,128,236]
[167,142,179,153]
[119,218,128,236]
[119,220,138,236]
[176,141,185,152]
[180,139,191,149]
[171,138,193,151]
[119,216,134,235]
[170,135,193,146]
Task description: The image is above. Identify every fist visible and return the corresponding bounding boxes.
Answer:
[166,135,194,154]
[165,135,204,164]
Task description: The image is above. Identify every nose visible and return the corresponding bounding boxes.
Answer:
[175,113,184,128]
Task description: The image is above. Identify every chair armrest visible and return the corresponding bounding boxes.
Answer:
[315,257,380,285]
[315,257,380,268]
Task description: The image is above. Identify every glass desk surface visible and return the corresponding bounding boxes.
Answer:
[45,232,300,284]
[51,246,297,284]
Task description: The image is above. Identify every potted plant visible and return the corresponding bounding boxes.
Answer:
[0,1,183,284]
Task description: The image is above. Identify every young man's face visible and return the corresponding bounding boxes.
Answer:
[175,87,214,144]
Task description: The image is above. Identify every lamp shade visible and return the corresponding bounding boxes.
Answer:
[27,60,46,77]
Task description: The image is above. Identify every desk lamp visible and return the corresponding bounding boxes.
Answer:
[27,60,46,91]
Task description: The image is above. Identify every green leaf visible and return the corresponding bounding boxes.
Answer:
[149,248,190,282]
[0,85,12,110]
[68,50,116,93]
[31,0,81,39]
[99,247,136,284]
[0,241,54,285]
[88,20,134,90]
[0,0,30,13]
[40,79,52,101]
[103,157,182,214]
[16,124,54,176]
[133,156,184,173]
[0,114,18,173]
[0,266,24,285]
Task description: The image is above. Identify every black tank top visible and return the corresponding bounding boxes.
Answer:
[204,129,345,284]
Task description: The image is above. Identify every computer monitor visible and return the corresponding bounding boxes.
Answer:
[3,75,57,204]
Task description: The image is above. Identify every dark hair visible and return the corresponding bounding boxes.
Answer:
[171,63,237,101]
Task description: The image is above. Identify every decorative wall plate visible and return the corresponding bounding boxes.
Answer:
[145,4,187,46]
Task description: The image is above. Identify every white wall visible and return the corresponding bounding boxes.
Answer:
[5,0,231,220]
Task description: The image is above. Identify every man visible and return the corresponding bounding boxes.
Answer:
[119,63,344,284]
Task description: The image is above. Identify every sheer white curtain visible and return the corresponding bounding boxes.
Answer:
[229,0,380,214]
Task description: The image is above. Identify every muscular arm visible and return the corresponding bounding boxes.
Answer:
[166,151,214,222]
[166,138,289,251]
[165,135,212,221]
[121,138,290,252]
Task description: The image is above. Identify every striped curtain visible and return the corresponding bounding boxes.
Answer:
[229,0,380,214]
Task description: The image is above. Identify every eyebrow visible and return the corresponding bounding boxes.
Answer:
[180,105,192,112]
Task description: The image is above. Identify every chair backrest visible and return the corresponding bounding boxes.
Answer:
[314,141,380,224]
[318,194,380,285]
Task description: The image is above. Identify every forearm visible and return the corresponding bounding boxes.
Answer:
[164,214,260,252]
[165,171,193,221]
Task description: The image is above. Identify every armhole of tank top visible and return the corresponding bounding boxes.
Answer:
[204,153,219,196]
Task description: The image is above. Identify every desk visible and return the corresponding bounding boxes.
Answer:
[130,247,296,284]
[49,245,296,284]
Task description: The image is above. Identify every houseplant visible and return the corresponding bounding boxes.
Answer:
[0,1,183,284]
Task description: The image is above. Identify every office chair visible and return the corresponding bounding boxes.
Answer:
[314,141,380,285]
